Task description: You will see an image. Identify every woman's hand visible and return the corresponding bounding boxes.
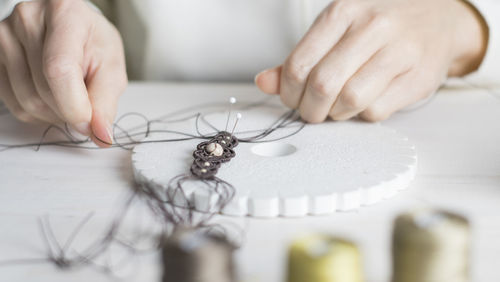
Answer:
[0,0,127,147]
[256,0,487,122]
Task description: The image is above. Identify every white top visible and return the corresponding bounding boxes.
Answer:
[111,0,331,81]
[467,0,500,85]
[0,0,498,83]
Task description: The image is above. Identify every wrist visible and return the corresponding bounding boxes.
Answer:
[448,0,489,76]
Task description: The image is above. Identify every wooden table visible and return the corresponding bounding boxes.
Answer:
[1,82,499,282]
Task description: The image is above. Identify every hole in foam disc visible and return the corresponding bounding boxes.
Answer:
[251,143,297,157]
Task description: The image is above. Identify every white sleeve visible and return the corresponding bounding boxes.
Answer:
[465,0,500,85]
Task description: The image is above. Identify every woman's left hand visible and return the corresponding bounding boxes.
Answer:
[256,0,488,122]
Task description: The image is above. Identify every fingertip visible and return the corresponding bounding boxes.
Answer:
[255,66,282,94]
[91,134,111,148]
[90,110,113,148]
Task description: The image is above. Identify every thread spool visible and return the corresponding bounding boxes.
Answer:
[162,228,236,282]
[392,209,470,282]
[287,234,364,282]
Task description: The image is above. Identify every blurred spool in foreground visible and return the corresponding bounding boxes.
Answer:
[162,228,236,282]
[392,209,470,282]
[287,234,364,282]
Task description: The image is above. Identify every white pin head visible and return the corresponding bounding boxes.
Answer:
[225,97,237,131]
[236,113,242,120]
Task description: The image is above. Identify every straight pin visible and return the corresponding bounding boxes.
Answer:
[231,113,242,136]
[225,97,237,132]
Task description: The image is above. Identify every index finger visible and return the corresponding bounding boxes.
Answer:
[42,0,92,135]
[279,0,357,109]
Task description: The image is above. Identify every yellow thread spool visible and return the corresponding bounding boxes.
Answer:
[392,209,470,282]
[287,234,363,282]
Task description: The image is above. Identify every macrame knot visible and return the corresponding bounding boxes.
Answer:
[190,131,239,179]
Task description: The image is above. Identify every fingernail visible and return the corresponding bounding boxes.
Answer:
[74,122,91,136]
[105,123,114,144]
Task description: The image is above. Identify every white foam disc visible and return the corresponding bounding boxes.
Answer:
[132,100,417,218]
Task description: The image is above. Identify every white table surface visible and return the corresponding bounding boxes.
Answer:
[0,81,499,282]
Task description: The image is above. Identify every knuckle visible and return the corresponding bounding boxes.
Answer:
[13,2,36,23]
[322,2,340,22]
[341,86,365,109]
[367,11,392,31]
[308,72,335,100]
[310,82,330,99]
[361,107,389,122]
[49,0,74,14]
[12,2,31,17]
[283,60,309,85]
[43,55,76,80]
[47,0,84,26]
[20,98,46,115]
[325,0,357,21]
[10,3,39,41]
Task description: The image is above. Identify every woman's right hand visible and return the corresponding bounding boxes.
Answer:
[0,0,127,147]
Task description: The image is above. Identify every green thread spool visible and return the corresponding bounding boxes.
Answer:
[392,210,470,282]
[287,234,364,282]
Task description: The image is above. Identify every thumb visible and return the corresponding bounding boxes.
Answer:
[88,64,128,148]
[255,66,282,94]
